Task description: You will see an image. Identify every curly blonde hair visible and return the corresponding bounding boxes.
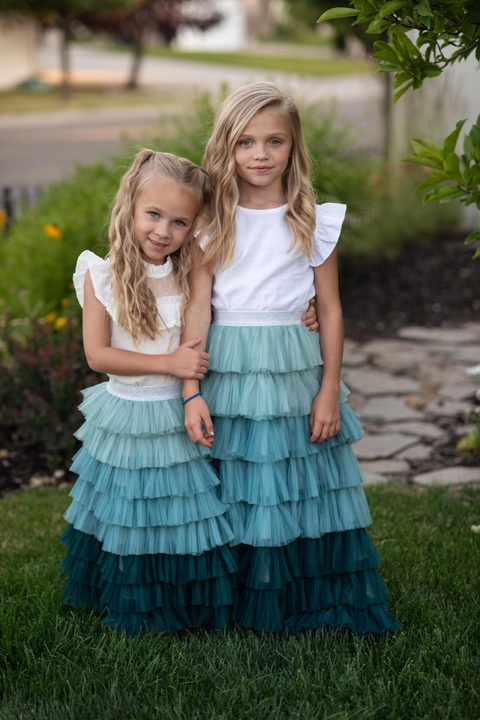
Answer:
[108,149,210,345]
[201,82,316,272]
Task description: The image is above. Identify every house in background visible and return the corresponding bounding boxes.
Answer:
[0,14,37,90]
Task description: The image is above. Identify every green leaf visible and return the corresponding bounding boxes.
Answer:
[411,138,444,160]
[372,40,400,64]
[464,231,480,244]
[444,120,467,155]
[402,153,444,170]
[473,248,480,259]
[434,15,445,33]
[317,7,360,22]
[470,124,480,147]
[444,152,464,184]
[378,61,401,72]
[422,65,442,78]
[415,170,449,193]
[416,0,432,16]
[423,187,465,204]
[377,0,407,20]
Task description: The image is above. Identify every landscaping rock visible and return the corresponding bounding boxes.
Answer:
[395,444,433,461]
[353,434,417,460]
[455,346,480,365]
[342,368,420,397]
[426,398,471,418]
[361,397,424,422]
[361,472,389,486]
[382,421,444,440]
[397,327,480,344]
[413,467,480,486]
[360,459,410,474]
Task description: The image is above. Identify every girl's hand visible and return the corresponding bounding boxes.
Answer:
[184,396,214,448]
[309,390,340,443]
[168,338,210,379]
[302,298,318,333]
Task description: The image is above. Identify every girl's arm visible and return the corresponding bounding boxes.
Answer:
[82,271,209,379]
[310,249,343,443]
[181,251,215,448]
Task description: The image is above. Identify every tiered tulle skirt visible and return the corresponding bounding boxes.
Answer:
[60,382,236,636]
[201,314,401,635]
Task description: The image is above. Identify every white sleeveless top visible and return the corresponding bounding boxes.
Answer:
[73,250,182,388]
[201,202,346,313]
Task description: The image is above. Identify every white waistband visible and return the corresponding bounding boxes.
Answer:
[106,379,182,401]
[212,310,303,327]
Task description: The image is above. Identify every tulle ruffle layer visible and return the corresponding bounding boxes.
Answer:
[203,366,350,420]
[230,533,401,634]
[207,323,323,374]
[61,526,235,636]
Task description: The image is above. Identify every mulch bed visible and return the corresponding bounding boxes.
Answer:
[1,235,479,496]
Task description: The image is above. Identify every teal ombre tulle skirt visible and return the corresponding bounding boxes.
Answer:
[201,315,401,635]
[60,382,236,636]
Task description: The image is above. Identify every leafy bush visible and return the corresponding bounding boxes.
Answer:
[0,91,458,319]
[0,312,104,469]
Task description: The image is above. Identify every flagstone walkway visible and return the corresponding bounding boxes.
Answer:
[344,324,480,487]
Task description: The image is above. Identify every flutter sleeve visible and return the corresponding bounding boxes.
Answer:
[310,202,347,267]
[73,250,112,309]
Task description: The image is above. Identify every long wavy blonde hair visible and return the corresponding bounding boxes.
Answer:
[108,149,210,345]
[202,82,316,272]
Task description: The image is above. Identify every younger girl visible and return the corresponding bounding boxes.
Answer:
[183,83,401,635]
[60,150,236,636]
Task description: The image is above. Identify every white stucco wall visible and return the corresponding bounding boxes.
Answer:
[175,0,247,51]
[0,15,37,89]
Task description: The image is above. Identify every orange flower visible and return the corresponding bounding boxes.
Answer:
[45,312,57,323]
[60,298,69,308]
[43,224,62,241]
[0,209,6,228]
[54,317,68,331]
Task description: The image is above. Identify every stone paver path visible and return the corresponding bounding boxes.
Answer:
[343,325,480,487]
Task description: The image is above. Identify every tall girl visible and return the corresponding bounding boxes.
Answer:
[60,150,236,636]
[183,83,401,635]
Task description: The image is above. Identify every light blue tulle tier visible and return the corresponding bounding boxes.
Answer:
[224,486,371,547]
[219,445,365,506]
[70,449,219,500]
[210,408,363,464]
[207,323,323,374]
[75,422,210,470]
[61,526,237,636]
[203,367,350,421]
[79,383,186,436]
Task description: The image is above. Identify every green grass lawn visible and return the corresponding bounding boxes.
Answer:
[1,483,479,719]
[0,87,182,115]
[143,47,373,77]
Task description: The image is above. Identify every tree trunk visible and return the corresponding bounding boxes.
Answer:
[383,70,394,167]
[256,0,274,39]
[60,18,71,101]
[127,37,144,89]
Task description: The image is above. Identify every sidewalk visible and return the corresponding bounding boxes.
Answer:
[345,324,480,487]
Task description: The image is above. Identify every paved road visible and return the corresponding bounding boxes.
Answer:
[0,43,383,197]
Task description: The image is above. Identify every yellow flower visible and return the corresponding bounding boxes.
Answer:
[45,312,57,323]
[60,298,69,308]
[43,224,62,241]
[54,317,68,331]
[0,209,6,228]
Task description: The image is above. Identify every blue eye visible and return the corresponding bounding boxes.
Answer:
[148,211,159,218]
[174,220,186,227]
[270,139,281,146]
[239,139,251,146]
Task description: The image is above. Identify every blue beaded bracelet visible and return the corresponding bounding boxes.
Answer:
[182,392,202,405]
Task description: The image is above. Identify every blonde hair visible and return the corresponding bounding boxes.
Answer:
[108,149,210,345]
[202,82,316,272]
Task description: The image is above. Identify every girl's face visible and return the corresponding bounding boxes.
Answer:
[133,177,198,265]
[234,107,292,196]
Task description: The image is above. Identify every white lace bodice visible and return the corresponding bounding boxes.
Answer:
[73,251,183,387]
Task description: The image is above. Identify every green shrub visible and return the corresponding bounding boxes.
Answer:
[0,91,459,319]
[0,312,104,469]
